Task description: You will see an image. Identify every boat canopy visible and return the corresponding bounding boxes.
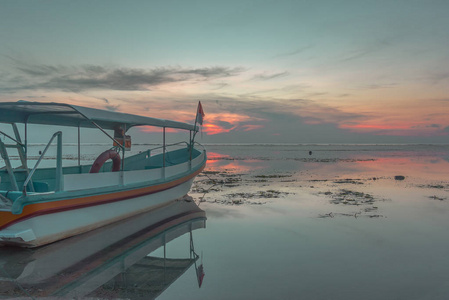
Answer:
[0,101,198,132]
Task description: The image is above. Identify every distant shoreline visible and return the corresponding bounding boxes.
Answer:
[25,142,449,146]
[201,143,449,146]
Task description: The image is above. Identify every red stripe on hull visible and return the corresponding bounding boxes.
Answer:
[0,164,205,231]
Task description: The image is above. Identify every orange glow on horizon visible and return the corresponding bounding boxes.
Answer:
[202,112,265,135]
[339,122,448,136]
[294,97,449,138]
[203,123,231,135]
[41,94,449,140]
[124,110,265,136]
[241,124,264,131]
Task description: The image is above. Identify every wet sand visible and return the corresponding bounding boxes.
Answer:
[191,161,449,220]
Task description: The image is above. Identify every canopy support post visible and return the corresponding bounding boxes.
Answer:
[77,125,81,167]
[24,122,27,161]
[163,127,166,177]
[55,132,63,192]
[122,124,126,171]
[189,130,192,161]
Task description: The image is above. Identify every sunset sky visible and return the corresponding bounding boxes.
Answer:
[1,0,448,143]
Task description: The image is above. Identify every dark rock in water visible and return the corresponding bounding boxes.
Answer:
[394,175,405,181]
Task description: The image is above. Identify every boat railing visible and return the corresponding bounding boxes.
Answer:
[21,139,204,195]
[152,141,189,168]
[23,131,63,196]
[146,141,190,154]
[153,141,205,165]
[192,141,205,152]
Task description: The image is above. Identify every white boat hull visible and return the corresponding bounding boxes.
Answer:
[0,178,195,247]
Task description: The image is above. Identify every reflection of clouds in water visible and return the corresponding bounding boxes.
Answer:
[195,145,449,222]
[202,144,449,183]
[352,156,449,181]
[202,146,449,199]
[206,151,230,160]
[206,154,265,173]
[200,200,296,219]
[199,204,247,219]
[191,145,449,299]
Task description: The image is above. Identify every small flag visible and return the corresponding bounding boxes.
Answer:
[196,264,205,288]
[196,101,205,125]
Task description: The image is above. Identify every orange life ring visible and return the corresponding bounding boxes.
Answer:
[89,150,121,173]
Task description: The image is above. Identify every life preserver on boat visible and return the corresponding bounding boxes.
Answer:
[89,150,121,173]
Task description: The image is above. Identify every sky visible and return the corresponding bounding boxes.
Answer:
[1,0,449,144]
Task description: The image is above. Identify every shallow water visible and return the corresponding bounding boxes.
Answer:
[162,144,449,300]
[1,144,449,299]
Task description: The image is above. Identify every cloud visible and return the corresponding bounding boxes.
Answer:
[105,104,119,112]
[290,101,369,126]
[272,45,314,58]
[209,97,448,138]
[210,82,230,90]
[241,124,264,131]
[411,123,442,129]
[1,60,245,93]
[358,83,397,90]
[202,111,266,135]
[251,71,289,81]
[425,70,449,85]
[337,36,397,63]
[193,97,373,138]
[340,121,449,137]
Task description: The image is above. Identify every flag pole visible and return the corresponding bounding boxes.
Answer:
[191,101,204,146]
[190,121,197,161]
[190,101,202,160]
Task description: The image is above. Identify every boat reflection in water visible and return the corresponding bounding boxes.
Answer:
[0,198,206,299]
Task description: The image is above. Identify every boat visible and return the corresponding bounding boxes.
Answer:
[0,199,206,298]
[0,101,207,247]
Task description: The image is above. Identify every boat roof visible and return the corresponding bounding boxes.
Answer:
[0,101,198,131]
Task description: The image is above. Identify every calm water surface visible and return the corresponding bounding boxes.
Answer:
[162,144,449,300]
[1,144,449,299]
